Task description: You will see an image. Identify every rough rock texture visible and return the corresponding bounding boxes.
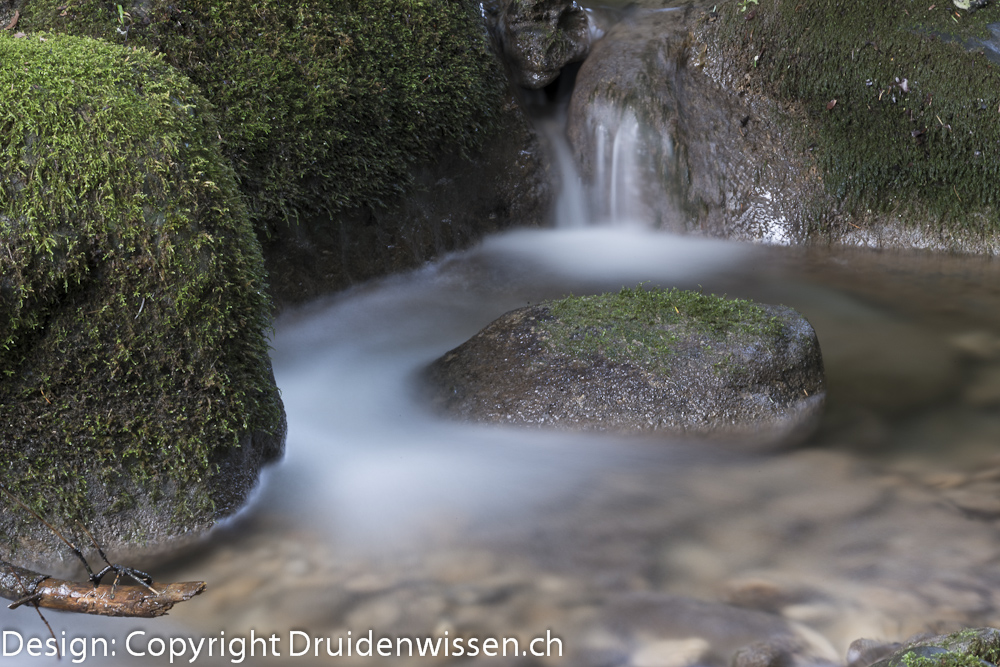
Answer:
[567,2,1000,253]
[566,5,827,242]
[491,0,591,89]
[0,33,284,568]
[702,0,1000,252]
[424,288,825,445]
[15,0,551,306]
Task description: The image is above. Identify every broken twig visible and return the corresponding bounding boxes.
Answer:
[0,559,205,617]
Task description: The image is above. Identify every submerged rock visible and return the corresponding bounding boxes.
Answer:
[424,287,824,446]
[0,34,284,568]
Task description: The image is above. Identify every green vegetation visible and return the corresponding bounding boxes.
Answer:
[20,0,507,236]
[0,33,282,528]
[895,629,1000,667]
[543,285,783,371]
[713,0,1000,232]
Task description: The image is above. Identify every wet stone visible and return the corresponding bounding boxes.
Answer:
[846,638,903,667]
[423,289,825,448]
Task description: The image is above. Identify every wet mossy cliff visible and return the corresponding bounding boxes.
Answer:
[704,0,1000,251]
[0,33,284,566]
[17,0,550,304]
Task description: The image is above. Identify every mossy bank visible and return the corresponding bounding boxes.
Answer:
[704,0,1000,249]
[424,286,825,447]
[16,0,550,304]
[0,33,284,566]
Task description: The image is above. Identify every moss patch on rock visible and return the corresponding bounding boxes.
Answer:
[873,628,1000,667]
[711,0,1000,235]
[0,32,283,556]
[19,0,508,236]
[546,286,785,373]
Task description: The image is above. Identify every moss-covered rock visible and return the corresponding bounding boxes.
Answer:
[0,32,284,566]
[868,628,1000,667]
[15,0,551,303]
[704,0,1000,249]
[423,286,825,447]
[566,6,828,242]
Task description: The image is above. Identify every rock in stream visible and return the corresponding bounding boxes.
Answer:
[424,286,824,446]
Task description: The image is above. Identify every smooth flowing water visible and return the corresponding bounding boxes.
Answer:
[4,228,1000,666]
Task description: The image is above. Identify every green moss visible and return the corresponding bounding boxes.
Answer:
[902,652,985,667]
[544,285,783,372]
[712,0,1000,233]
[20,0,507,237]
[0,33,281,529]
[893,630,1000,667]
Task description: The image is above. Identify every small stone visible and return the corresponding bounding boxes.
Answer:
[943,483,1000,518]
[847,638,901,667]
[951,331,1000,360]
[345,596,403,629]
[724,579,797,613]
[632,638,711,667]
[732,641,788,667]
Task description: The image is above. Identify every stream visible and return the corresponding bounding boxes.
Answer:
[5,228,1000,666]
[4,5,1000,666]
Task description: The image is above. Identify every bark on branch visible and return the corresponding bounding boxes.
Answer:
[0,559,205,618]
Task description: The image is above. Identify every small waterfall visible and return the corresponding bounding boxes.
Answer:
[543,101,660,229]
[601,108,642,223]
[540,117,590,229]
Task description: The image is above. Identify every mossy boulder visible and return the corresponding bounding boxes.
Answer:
[702,0,1000,251]
[867,629,1000,667]
[0,33,284,566]
[16,0,551,304]
[424,287,825,446]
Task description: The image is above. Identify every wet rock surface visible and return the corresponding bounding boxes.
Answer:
[423,290,824,445]
[491,0,591,89]
[565,4,827,242]
[699,0,1000,253]
[565,0,1000,252]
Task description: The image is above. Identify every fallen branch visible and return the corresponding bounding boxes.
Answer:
[0,559,205,618]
